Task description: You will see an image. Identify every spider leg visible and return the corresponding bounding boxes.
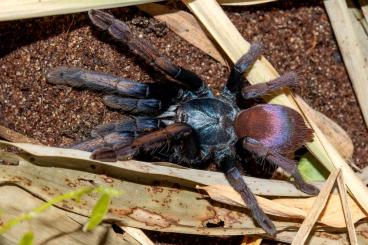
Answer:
[103,95,161,114]
[225,43,263,94]
[217,152,276,236]
[242,72,298,100]
[91,123,192,162]
[242,137,320,195]
[72,131,134,152]
[72,117,159,152]
[88,10,209,96]
[47,67,181,114]
[47,67,152,99]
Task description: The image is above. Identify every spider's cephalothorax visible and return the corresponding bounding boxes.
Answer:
[47,10,319,236]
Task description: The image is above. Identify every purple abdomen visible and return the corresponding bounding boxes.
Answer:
[235,104,313,154]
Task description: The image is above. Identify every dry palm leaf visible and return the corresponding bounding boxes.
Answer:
[276,222,368,244]
[0,0,160,21]
[197,184,365,228]
[182,0,368,215]
[0,142,365,231]
[0,185,139,245]
[0,0,276,21]
[0,150,300,237]
[0,140,321,197]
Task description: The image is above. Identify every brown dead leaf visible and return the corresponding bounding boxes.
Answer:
[0,125,40,144]
[139,3,228,66]
[197,184,366,228]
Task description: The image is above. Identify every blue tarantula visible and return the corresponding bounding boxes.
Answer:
[47,10,319,235]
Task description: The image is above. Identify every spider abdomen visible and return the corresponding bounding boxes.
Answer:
[235,104,313,154]
[176,98,238,148]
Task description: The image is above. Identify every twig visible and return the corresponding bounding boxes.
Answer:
[291,169,341,245]
[337,171,358,245]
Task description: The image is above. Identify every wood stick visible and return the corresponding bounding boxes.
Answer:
[291,169,340,245]
[337,171,358,245]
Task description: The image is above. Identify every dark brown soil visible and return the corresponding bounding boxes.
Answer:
[0,0,367,244]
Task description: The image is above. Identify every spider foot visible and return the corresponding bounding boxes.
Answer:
[88,9,120,31]
[249,203,277,236]
[221,155,277,236]
[294,176,320,195]
[91,147,117,162]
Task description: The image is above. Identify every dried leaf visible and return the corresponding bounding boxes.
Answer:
[0,125,40,144]
[197,185,306,218]
[120,227,154,245]
[197,183,365,228]
[0,0,161,21]
[0,185,134,245]
[139,3,228,66]
[276,222,368,244]
[310,110,353,160]
[0,151,298,236]
[0,140,320,197]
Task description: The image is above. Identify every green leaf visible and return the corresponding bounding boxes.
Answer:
[18,231,34,245]
[298,152,329,181]
[84,193,111,232]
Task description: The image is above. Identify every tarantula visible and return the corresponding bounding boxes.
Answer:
[47,10,319,235]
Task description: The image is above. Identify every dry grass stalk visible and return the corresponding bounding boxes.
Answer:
[324,0,368,128]
[0,127,153,244]
[0,0,278,21]
[337,171,358,245]
[182,0,368,215]
[0,0,160,21]
[291,169,341,245]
